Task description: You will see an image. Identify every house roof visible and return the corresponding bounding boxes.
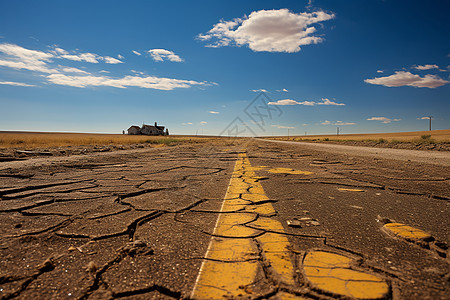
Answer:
[128,126,140,130]
[142,124,164,131]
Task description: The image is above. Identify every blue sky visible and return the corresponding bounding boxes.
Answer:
[0,0,449,136]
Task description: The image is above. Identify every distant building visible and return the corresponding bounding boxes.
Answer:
[127,122,169,136]
[127,126,141,135]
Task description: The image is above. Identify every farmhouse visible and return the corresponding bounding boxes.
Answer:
[127,122,169,136]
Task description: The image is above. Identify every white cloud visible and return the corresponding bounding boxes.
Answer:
[271,124,295,129]
[198,8,334,52]
[0,81,36,87]
[367,117,401,124]
[46,73,212,90]
[364,71,449,88]
[182,122,193,125]
[377,70,384,73]
[200,121,207,125]
[148,49,183,62]
[118,54,124,59]
[61,67,88,74]
[415,64,439,70]
[251,89,269,93]
[268,98,344,106]
[322,120,355,126]
[103,56,123,64]
[418,116,431,120]
[61,52,99,63]
[99,70,110,73]
[0,43,57,73]
[317,98,345,106]
[209,111,220,114]
[54,47,68,55]
[277,88,288,92]
[132,50,141,56]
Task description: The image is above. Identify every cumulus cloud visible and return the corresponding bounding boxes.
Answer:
[364,71,449,88]
[0,81,36,87]
[415,64,439,70]
[322,120,355,125]
[148,49,183,62]
[132,50,141,56]
[46,73,212,90]
[367,117,401,124]
[268,98,344,106]
[198,8,334,52]
[251,89,269,93]
[209,111,220,114]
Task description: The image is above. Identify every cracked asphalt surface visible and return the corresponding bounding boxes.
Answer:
[0,139,448,299]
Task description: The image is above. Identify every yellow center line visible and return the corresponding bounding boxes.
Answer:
[191,151,297,299]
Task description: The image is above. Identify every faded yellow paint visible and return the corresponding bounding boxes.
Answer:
[338,188,365,192]
[268,167,313,175]
[384,223,432,241]
[303,251,389,299]
[192,151,297,299]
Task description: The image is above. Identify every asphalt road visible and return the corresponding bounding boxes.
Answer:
[0,139,448,299]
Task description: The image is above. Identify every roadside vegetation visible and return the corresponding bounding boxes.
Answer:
[0,132,216,149]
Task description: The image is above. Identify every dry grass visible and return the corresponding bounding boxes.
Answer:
[0,132,215,149]
[268,129,450,144]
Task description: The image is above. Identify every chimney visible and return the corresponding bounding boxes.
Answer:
[154,122,157,127]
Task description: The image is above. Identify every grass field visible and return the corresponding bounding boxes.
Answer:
[0,132,216,149]
[266,129,450,144]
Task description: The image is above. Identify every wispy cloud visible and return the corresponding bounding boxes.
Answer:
[132,50,141,56]
[322,120,355,125]
[198,8,334,53]
[209,111,220,114]
[415,64,439,70]
[0,43,211,91]
[268,98,344,106]
[118,54,124,59]
[364,71,449,88]
[271,124,295,129]
[0,81,36,87]
[276,88,288,92]
[251,89,269,93]
[46,73,212,90]
[367,117,401,124]
[377,70,384,73]
[61,67,89,74]
[182,122,193,125]
[200,121,207,125]
[148,49,183,62]
[0,43,57,73]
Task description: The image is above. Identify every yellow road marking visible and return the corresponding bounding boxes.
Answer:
[384,223,432,241]
[303,251,389,299]
[192,152,298,299]
[268,167,313,175]
[338,188,365,192]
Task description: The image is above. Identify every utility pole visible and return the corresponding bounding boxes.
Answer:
[288,128,290,139]
[305,131,307,136]
[427,116,433,131]
[337,127,340,136]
